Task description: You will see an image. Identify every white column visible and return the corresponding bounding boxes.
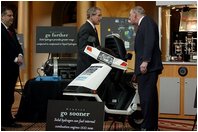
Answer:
[77,1,93,29]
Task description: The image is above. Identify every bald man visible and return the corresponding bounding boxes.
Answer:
[128,6,163,130]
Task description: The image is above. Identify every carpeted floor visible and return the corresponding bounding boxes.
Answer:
[2,92,197,131]
[2,119,197,131]
[158,118,196,131]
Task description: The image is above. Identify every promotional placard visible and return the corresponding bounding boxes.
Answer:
[46,100,105,131]
[36,26,77,53]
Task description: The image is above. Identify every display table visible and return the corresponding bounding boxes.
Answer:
[15,78,70,122]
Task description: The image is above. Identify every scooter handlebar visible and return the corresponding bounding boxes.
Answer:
[84,45,128,70]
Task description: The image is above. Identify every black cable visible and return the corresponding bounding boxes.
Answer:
[24,122,38,131]
[16,73,24,96]
[37,68,41,76]
[37,68,43,81]
[108,120,115,131]
[47,53,51,60]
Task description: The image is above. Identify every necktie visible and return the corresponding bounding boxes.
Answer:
[94,28,99,47]
[94,27,98,34]
[7,29,13,37]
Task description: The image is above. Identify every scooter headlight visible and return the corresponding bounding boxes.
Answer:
[97,52,114,65]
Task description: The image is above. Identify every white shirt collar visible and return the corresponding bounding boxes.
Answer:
[138,16,144,26]
[1,22,9,29]
[87,20,95,29]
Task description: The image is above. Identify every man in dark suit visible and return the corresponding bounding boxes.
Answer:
[1,5,23,128]
[129,6,163,130]
[76,6,102,76]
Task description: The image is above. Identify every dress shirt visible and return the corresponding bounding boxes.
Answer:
[87,20,96,31]
[138,16,145,26]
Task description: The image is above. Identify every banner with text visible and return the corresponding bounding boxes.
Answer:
[46,100,105,131]
[36,26,77,53]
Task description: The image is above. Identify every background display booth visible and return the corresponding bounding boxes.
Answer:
[157,1,197,120]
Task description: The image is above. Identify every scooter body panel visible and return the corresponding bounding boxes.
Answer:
[68,63,111,91]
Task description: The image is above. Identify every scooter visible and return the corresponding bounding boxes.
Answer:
[63,34,143,129]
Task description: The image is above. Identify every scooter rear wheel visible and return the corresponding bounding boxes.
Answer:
[128,110,143,130]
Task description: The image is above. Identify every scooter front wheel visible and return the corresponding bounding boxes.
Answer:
[128,110,143,130]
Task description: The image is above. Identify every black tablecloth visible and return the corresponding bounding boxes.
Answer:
[15,78,70,122]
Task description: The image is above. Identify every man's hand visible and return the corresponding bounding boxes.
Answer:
[140,61,148,74]
[17,55,23,66]
[131,74,137,83]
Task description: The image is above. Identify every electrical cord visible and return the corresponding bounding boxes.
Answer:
[47,53,51,60]
[37,67,43,81]
[24,122,38,131]
[16,73,24,96]
[108,120,116,131]
[37,68,42,77]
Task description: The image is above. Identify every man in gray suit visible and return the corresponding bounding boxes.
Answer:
[76,7,102,76]
[129,6,163,130]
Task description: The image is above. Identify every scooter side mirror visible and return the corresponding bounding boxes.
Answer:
[125,53,132,60]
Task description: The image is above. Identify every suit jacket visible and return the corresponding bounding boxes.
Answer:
[76,21,100,76]
[1,23,23,72]
[134,16,163,75]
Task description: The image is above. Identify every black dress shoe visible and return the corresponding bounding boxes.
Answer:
[2,122,22,128]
